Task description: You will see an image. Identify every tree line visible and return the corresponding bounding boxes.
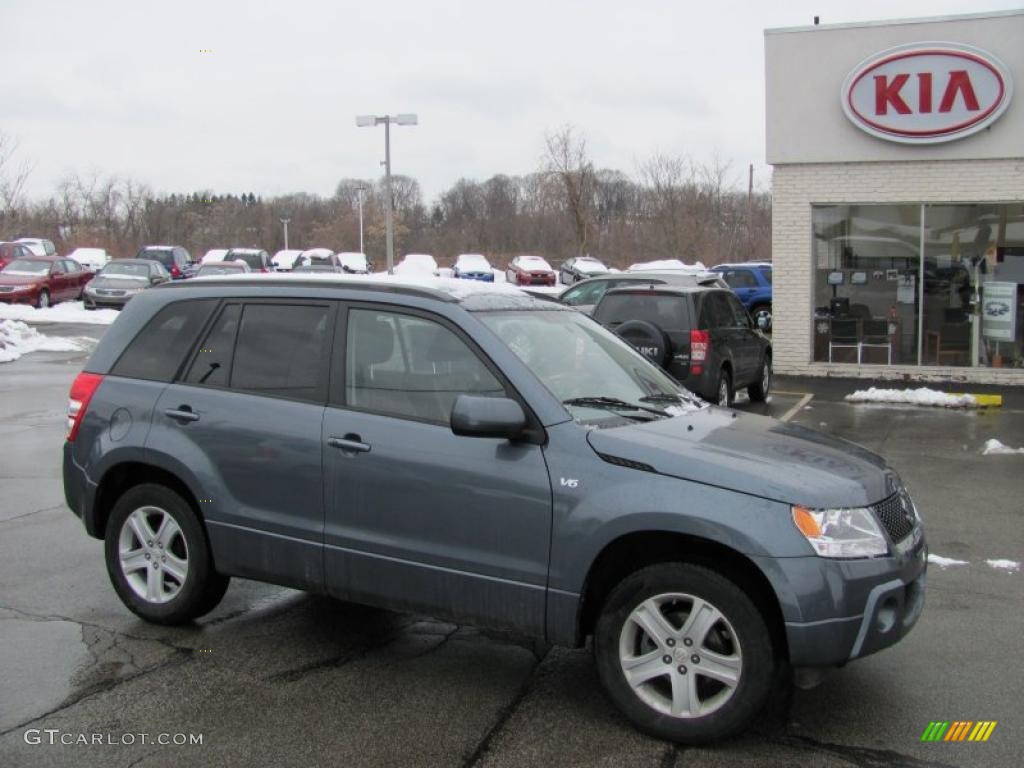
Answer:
[0,127,771,268]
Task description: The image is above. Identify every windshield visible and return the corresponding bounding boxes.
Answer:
[226,251,264,269]
[198,264,244,275]
[518,257,551,270]
[101,262,150,278]
[138,249,174,265]
[457,255,490,271]
[3,259,50,275]
[477,310,702,425]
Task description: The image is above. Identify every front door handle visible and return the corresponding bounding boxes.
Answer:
[327,435,371,454]
[165,406,200,423]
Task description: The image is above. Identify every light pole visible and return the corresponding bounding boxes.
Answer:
[279,217,291,250]
[355,183,367,254]
[356,113,418,274]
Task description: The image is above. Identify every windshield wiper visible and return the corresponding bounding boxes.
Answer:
[562,396,668,419]
[639,392,702,407]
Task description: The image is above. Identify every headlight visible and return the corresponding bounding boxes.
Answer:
[792,505,888,558]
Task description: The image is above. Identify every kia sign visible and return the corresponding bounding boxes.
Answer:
[842,42,1013,144]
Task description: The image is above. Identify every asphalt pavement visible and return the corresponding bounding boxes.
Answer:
[0,324,1021,768]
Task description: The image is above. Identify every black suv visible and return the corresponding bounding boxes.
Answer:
[593,285,772,406]
[136,245,195,279]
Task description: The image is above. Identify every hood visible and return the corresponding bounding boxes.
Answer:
[92,275,148,289]
[586,407,894,508]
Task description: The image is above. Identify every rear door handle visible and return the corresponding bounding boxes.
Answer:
[327,435,371,454]
[165,406,200,423]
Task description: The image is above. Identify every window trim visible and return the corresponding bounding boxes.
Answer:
[329,302,545,443]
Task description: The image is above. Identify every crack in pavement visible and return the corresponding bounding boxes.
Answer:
[0,503,66,524]
[770,733,960,768]
[659,743,681,768]
[462,647,550,768]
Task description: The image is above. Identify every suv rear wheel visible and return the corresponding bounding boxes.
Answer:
[715,368,733,408]
[104,483,229,624]
[748,355,771,402]
[594,563,775,743]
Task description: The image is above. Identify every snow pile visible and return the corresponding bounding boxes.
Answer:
[0,319,84,363]
[982,439,1024,455]
[845,387,977,408]
[0,301,119,325]
[928,554,969,569]
[986,559,1020,572]
[628,259,707,273]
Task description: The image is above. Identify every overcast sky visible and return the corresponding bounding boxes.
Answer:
[2,0,1020,203]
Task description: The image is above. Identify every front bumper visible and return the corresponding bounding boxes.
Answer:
[757,528,927,666]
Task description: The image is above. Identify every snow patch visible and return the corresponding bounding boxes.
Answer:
[0,319,85,362]
[845,387,977,408]
[982,439,1024,455]
[0,301,119,325]
[629,259,706,272]
[986,559,1020,572]
[927,554,969,569]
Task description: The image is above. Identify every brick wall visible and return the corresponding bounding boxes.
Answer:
[771,158,1024,386]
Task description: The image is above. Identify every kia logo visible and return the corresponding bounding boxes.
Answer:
[842,42,1013,144]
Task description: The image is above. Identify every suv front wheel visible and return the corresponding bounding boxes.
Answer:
[594,563,775,743]
[104,483,229,624]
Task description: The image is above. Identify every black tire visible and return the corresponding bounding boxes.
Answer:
[748,354,771,403]
[714,368,733,407]
[615,320,672,369]
[104,483,229,625]
[594,563,776,744]
[36,289,50,309]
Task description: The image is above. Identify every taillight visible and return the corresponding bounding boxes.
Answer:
[171,264,181,277]
[260,267,269,273]
[67,373,104,441]
[690,329,710,375]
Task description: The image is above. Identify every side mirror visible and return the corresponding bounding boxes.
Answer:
[451,395,526,440]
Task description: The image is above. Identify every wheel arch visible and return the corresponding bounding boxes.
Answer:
[93,461,203,539]
[575,531,788,659]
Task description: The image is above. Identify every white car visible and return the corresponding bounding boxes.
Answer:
[16,238,57,257]
[67,247,111,273]
[201,248,229,264]
[294,248,336,269]
[271,249,304,271]
[394,253,439,275]
[336,252,370,274]
[628,259,707,273]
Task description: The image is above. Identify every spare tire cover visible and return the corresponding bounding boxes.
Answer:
[614,320,670,369]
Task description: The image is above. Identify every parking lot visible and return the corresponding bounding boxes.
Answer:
[1,322,1021,768]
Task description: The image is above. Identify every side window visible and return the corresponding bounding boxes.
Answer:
[50,260,67,274]
[722,269,757,289]
[228,304,330,402]
[185,304,241,388]
[111,300,217,382]
[700,294,729,329]
[345,309,504,425]
[725,294,751,328]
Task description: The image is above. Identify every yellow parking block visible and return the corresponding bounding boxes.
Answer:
[951,393,1003,407]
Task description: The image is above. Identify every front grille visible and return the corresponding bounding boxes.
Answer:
[873,493,914,543]
[98,289,125,296]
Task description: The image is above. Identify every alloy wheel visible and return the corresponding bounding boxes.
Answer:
[118,506,189,603]
[618,592,743,718]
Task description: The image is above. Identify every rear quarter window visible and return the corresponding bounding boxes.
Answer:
[111,300,217,382]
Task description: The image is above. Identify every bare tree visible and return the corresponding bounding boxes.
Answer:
[0,132,34,217]
[543,125,595,255]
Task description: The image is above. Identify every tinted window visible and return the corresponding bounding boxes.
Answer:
[760,268,772,284]
[594,292,691,331]
[185,304,241,388]
[563,280,614,306]
[720,269,758,289]
[230,304,329,402]
[724,294,752,328]
[345,309,504,424]
[226,251,265,269]
[111,300,217,382]
[138,249,174,268]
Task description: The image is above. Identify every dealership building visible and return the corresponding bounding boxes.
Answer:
[765,10,1024,384]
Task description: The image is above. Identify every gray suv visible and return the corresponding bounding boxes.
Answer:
[63,277,926,744]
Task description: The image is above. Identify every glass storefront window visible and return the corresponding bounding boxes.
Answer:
[812,204,1024,369]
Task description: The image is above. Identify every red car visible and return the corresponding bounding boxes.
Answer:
[0,256,93,308]
[0,241,36,272]
[506,255,557,286]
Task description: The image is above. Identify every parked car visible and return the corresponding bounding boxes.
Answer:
[560,256,609,285]
[15,237,57,257]
[83,259,170,310]
[0,256,92,307]
[452,253,494,281]
[195,261,251,277]
[292,264,346,273]
[66,247,111,273]
[136,246,196,280]
[63,276,926,744]
[224,248,272,273]
[395,253,439,275]
[201,248,229,265]
[559,271,729,316]
[593,284,772,406]
[337,252,370,274]
[506,255,556,286]
[271,249,304,272]
[711,263,773,330]
[294,248,336,270]
[0,241,36,271]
